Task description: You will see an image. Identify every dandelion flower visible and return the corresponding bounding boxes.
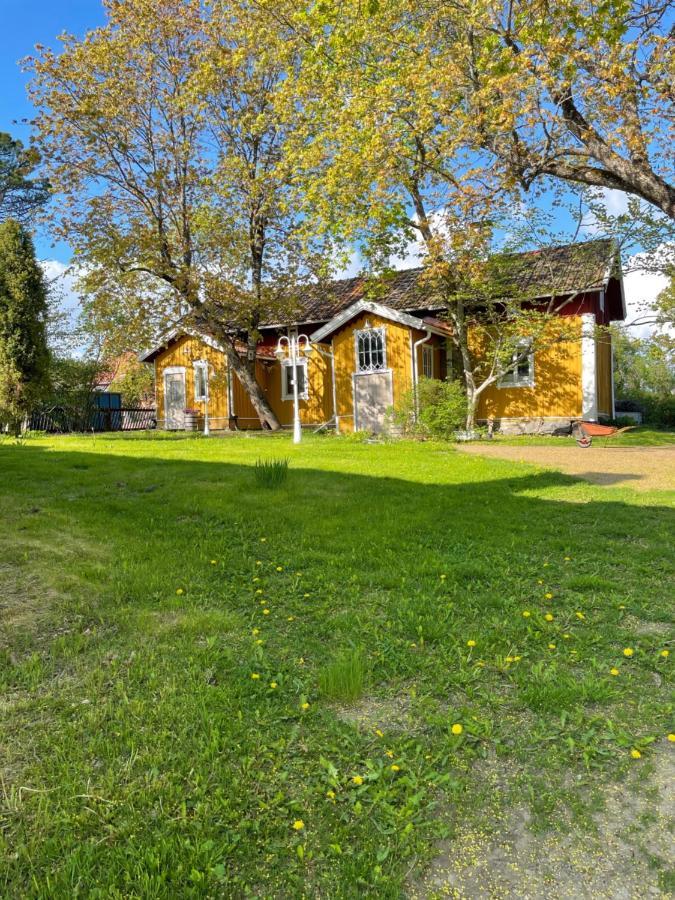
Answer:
[292,820,304,830]
[630,749,642,759]
[668,734,675,743]
[260,537,267,542]
[618,604,625,609]
[375,729,384,738]
[256,560,262,566]
[210,560,217,565]
[522,610,531,618]
[270,682,278,689]
[326,790,336,800]
[548,643,556,650]
[255,639,263,646]
[623,647,634,658]
[276,566,283,572]
[287,616,295,622]
[610,668,619,676]
[537,579,544,585]
[255,589,263,595]
[575,611,585,620]
[564,556,571,561]
[513,656,522,661]
[545,593,553,600]
[352,775,364,785]
[303,593,310,598]
[251,673,260,680]
[563,633,571,639]
[176,588,184,595]
[661,649,669,658]
[263,609,270,615]
[451,723,463,735]
[545,613,554,622]
[252,628,259,636]
[440,574,447,580]
[385,750,394,758]
[467,639,477,648]
[505,656,514,663]
[298,657,305,665]
[390,764,400,772]
[543,562,550,567]
[301,701,310,710]
[253,577,260,583]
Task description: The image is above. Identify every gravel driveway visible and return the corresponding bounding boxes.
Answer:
[457,443,675,492]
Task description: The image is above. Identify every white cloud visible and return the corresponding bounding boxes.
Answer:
[40,258,86,354]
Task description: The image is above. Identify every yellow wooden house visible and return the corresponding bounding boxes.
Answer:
[140,239,626,435]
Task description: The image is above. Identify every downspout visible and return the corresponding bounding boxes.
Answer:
[411,329,433,420]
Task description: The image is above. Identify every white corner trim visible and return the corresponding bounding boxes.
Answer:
[581,312,598,420]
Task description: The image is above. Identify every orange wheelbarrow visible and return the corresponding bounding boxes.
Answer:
[571,420,632,448]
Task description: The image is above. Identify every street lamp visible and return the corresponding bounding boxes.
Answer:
[275,332,312,444]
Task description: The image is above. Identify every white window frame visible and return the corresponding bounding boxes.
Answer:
[354,326,387,374]
[281,358,309,401]
[499,343,535,389]
[422,344,434,379]
[193,360,208,402]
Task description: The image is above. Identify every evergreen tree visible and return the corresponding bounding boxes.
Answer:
[0,220,50,432]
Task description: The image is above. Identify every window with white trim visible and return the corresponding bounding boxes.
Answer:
[281,359,308,400]
[355,326,386,373]
[499,343,534,388]
[422,345,434,378]
[194,361,208,401]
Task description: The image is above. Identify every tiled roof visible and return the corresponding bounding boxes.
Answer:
[267,238,617,326]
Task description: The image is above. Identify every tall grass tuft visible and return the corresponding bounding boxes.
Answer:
[254,457,289,488]
[318,649,366,703]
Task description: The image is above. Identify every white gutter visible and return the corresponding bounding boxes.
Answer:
[411,329,433,419]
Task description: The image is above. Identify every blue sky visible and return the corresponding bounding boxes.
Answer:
[1,1,669,340]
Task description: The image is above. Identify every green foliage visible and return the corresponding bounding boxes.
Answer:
[0,132,50,224]
[392,377,467,440]
[0,219,50,432]
[108,359,154,407]
[612,327,674,400]
[254,456,290,488]
[318,648,366,702]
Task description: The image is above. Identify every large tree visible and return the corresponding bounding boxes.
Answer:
[28,0,335,430]
[0,220,50,432]
[0,132,50,224]
[271,0,674,219]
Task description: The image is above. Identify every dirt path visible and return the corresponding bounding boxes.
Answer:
[457,443,675,492]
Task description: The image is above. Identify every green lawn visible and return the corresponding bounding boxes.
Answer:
[1,432,673,897]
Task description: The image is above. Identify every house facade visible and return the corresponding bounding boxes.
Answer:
[140,240,626,435]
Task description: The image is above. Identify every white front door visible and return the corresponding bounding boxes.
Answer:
[164,370,186,429]
[353,371,393,433]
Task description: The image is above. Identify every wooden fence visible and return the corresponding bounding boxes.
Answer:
[27,406,157,433]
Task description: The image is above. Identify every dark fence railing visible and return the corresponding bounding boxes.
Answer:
[27,406,157,434]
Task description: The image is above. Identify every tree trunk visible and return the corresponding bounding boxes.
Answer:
[222,339,281,431]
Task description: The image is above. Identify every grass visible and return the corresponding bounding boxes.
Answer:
[0,431,673,897]
[254,456,290,488]
[319,649,367,703]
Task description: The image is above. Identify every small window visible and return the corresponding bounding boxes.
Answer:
[500,343,534,388]
[194,361,208,401]
[281,360,308,400]
[422,345,434,378]
[355,326,386,373]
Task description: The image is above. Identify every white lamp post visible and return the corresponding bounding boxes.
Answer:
[275,333,312,444]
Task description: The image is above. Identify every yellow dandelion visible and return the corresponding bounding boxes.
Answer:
[390,764,400,772]
[575,611,585,620]
[210,560,217,565]
[385,749,394,758]
[451,723,463,735]
[563,633,571,639]
[255,639,263,645]
[298,657,305,665]
[440,574,447,580]
[375,729,384,738]
[252,628,259,636]
[660,649,669,658]
[292,819,304,830]
[545,593,553,600]
[251,673,260,680]
[618,604,625,609]
[548,643,556,650]
[505,656,514,662]
[513,656,522,662]
[543,562,550,567]
[630,749,642,759]
[522,610,531,618]
[256,560,262,566]
[255,589,263,595]
[564,556,571,561]
[326,790,336,800]
[270,681,278,689]
[545,613,554,622]
[263,608,270,615]
[303,593,310,598]
[176,588,184,595]
[610,667,619,676]
[467,639,477,648]
[276,566,283,572]
[352,775,364,785]
[287,615,295,622]
[260,537,267,542]
[668,734,675,742]
[537,579,544,584]
[301,701,309,710]
[253,577,260,583]
[623,647,634,657]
